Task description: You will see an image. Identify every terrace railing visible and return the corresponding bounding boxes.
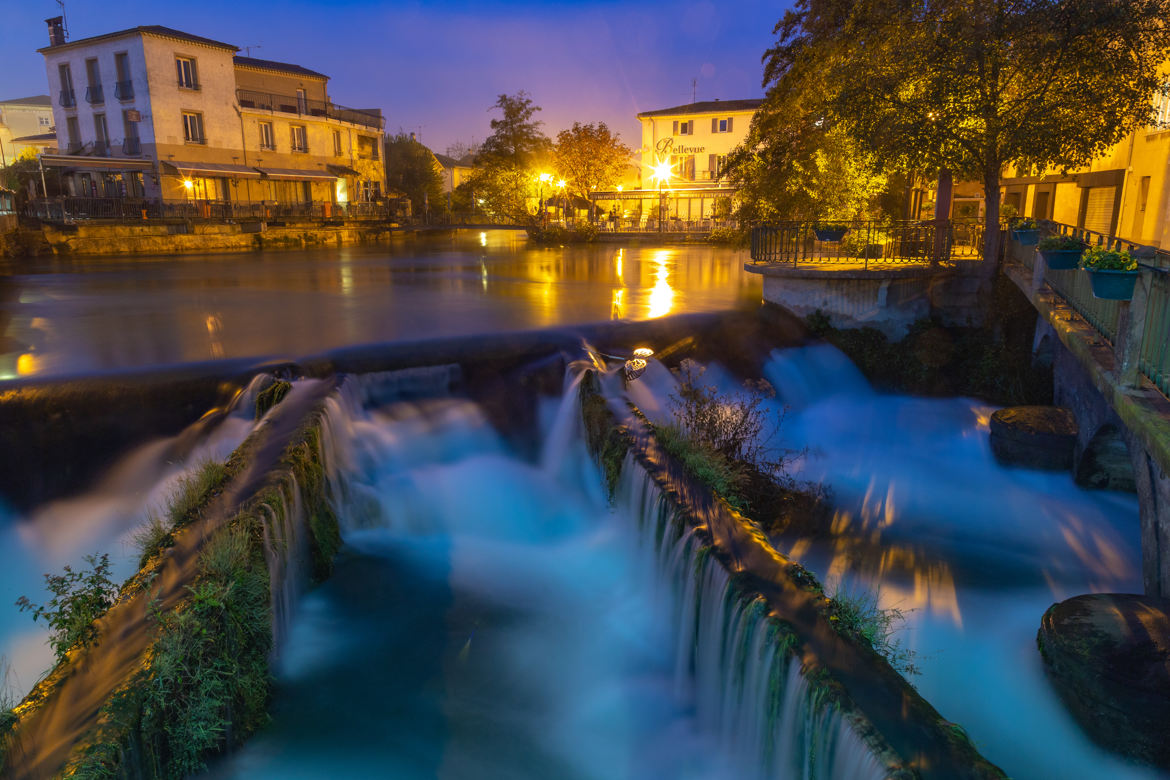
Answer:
[1006,220,1170,399]
[24,197,398,224]
[235,89,384,131]
[750,219,984,267]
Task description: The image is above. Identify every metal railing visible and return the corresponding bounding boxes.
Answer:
[594,217,738,233]
[23,196,400,224]
[750,219,985,267]
[235,89,385,131]
[122,138,140,155]
[1007,220,1170,398]
[59,89,75,108]
[114,80,134,100]
[85,85,103,104]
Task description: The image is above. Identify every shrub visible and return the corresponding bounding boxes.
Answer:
[1037,234,1086,251]
[1012,218,1040,231]
[708,226,749,246]
[1081,245,1136,271]
[814,221,849,232]
[16,554,120,663]
[828,586,920,676]
[166,460,229,529]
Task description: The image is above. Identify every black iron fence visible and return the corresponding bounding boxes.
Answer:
[23,197,402,223]
[750,219,985,267]
[235,89,384,131]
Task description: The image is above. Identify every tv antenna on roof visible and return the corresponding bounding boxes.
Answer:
[691,78,697,105]
[243,45,262,56]
[55,0,69,40]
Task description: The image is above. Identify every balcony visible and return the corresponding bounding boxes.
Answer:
[236,88,384,131]
[123,137,141,155]
[59,89,75,108]
[85,85,104,104]
[92,140,110,156]
[114,80,134,100]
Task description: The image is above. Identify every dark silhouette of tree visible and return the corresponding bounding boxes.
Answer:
[384,133,446,218]
[468,92,551,222]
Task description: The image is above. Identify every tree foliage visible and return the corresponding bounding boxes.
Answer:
[466,92,551,223]
[17,554,119,663]
[761,0,1170,263]
[384,133,447,217]
[551,122,632,204]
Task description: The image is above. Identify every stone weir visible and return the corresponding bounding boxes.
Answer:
[0,377,342,779]
[579,370,1006,779]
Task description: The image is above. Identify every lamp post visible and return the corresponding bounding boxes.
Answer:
[650,160,672,234]
[556,178,566,225]
[538,172,552,229]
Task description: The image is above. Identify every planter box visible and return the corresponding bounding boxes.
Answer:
[1085,268,1138,300]
[814,228,848,242]
[1012,228,1040,246]
[1038,247,1084,270]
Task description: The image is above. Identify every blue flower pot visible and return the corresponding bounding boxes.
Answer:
[814,228,848,242]
[1038,248,1084,270]
[1012,228,1040,246]
[1085,268,1138,300]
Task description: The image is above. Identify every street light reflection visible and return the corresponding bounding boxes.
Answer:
[648,249,674,318]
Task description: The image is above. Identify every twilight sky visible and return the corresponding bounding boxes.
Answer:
[0,0,788,154]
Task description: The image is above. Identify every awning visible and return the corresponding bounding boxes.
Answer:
[162,161,262,178]
[326,163,360,177]
[254,167,338,181]
[39,154,154,171]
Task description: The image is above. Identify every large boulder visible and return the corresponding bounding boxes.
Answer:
[989,406,1077,470]
[1037,593,1170,768]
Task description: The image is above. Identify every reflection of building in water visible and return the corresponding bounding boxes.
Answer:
[591,99,761,229]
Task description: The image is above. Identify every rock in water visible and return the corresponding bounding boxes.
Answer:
[1037,593,1170,768]
[988,405,1077,470]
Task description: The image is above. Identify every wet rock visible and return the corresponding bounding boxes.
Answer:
[1037,593,1170,768]
[1074,424,1136,492]
[988,405,1077,470]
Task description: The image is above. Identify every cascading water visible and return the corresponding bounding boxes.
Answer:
[0,374,270,703]
[615,452,889,780]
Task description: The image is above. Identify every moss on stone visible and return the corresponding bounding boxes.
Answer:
[579,371,631,496]
[255,380,292,419]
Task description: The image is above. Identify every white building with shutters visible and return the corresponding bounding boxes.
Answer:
[637,99,761,185]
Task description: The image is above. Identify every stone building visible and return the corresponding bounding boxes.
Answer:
[0,96,56,164]
[36,18,385,210]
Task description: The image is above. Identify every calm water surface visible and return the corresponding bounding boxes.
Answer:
[0,230,757,379]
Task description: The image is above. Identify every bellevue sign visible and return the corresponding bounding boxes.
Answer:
[655,137,705,155]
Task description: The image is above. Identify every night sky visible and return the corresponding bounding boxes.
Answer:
[0,0,787,154]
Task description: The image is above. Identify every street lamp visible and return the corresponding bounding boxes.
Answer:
[650,159,673,233]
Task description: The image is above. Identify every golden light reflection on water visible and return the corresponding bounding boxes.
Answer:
[611,288,625,320]
[647,249,675,318]
[615,248,623,279]
[205,315,224,359]
[16,353,37,376]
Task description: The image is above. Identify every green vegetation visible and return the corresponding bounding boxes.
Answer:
[528,223,599,244]
[551,122,632,206]
[827,586,920,676]
[15,554,119,664]
[759,0,1170,266]
[1081,246,1136,271]
[255,379,293,419]
[134,460,230,567]
[654,422,751,513]
[579,372,631,497]
[465,92,552,223]
[814,222,849,232]
[1038,235,1086,251]
[707,226,750,247]
[384,132,448,220]
[1012,219,1041,231]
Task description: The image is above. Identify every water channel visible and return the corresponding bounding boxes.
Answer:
[0,230,1156,778]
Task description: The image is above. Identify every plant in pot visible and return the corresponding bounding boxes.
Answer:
[814,222,849,242]
[1081,245,1138,300]
[1011,218,1041,246]
[1036,234,1088,270]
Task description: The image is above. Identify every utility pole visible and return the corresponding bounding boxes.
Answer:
[691,78,697,105]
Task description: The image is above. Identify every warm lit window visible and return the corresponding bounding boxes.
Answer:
[673,119,693,135]
[1153,84,1170,129]
[259,121,275,150]
[176,57,198,89]
[333,130,342,156]
[182,111,205,143]
[290,125,307,152]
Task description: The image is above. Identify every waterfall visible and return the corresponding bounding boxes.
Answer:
[615,454,889,780]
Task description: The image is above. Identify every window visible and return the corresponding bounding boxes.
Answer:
[122,109,140,155]
[65,116,80,152]
[1139,176,1152,212]
[93,113,109,154]
[58,63,75,107]
[296,88,307,114]
[176,57,198,89]
[114,52,133,100]
[333,130,342,156]
[290,125,307,153]
[182,111,205,143]
[671,154,695,181]
[39,115,52,127]
[672,119,693,135]
[1154,84,1170,129]
[85,58,103,104]
[708,153,726,180]
[711,117,734,133]
[357,135,379,160]
[259,121,275,150]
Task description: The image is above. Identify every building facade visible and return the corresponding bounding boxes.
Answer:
[36,19,385,210]
[591,98,761,227]
[0,96,55,164]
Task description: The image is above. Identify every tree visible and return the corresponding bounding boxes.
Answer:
[763,0,1170,267]
[466,92,551,222]
[384,133,446,218]
[551,122,632,205]
[444,140,479,162]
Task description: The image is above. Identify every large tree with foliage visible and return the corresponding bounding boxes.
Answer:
[764,0,1170,266]
[551,122,632,205]
[467,92,551,222]
[384,133,447,218]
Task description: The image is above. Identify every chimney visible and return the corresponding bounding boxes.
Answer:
[45,17,65,47]
[410,132,417,142]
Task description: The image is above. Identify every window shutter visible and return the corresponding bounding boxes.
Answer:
[709,154,718,178]
[673,120,678,135]
[687,120,694,134]
[727,117,733,132]
[711,117,718,133]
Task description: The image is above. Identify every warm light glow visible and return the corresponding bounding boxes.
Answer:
[633,347,654,359]
[611,287,625,320]
[648,249,674,318]
[556,179,566,189]
[16,353,37,376]
[616,185,623,193]
[615,248,623,278]
[539,172,553,183]
[650,159,673,185]
[479,231,488,247]
[183,179,194,190]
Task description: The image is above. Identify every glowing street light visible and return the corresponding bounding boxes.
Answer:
[650,159,673,233]
[537,172,553,228]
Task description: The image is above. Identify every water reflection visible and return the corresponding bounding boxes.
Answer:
[0,231,756,379]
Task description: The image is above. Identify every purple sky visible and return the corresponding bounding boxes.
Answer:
[1,0,786,154]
